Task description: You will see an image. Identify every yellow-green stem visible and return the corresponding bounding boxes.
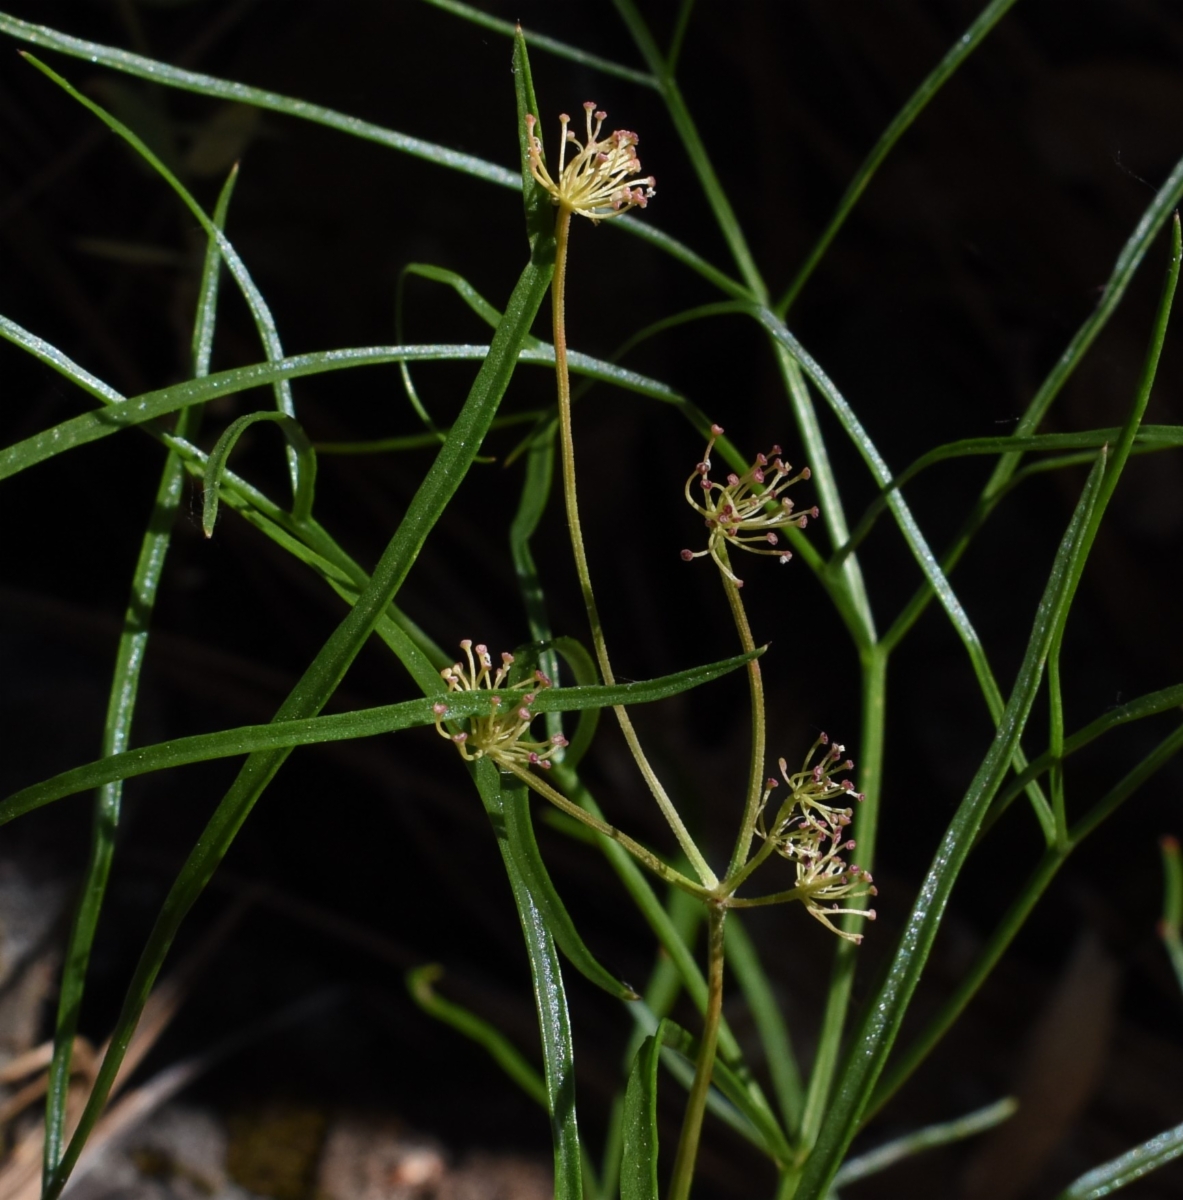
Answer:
[551,204,717,888]
[720,554,767,880]
[668,902,726,1200]
[503,761,710,900]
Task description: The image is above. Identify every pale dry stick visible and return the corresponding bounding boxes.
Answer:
[0,895,253,1200]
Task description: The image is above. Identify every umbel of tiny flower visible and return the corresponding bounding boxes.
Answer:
[680,424,819,587]
[756,734,877,943]
[433,640,568,770]
[525,102,655,223]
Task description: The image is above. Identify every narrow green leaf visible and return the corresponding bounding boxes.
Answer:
[872,722,1183,1119]
[611,0,764,299]
[1046,212,1180,839]
[42,165,238,1181]
[758,303,1056,838]
[656,1018,793,1164]
[0,12,743,298]
[508,434,562,743]
[884,140,1183,654]
[501,770,638,1000]
[985,683,1183,832]
[1,649,758,823]
[39,189,554,1200]
[0,341,685,481]
[473,758,583,1200]
[795,452,1107,1200]
[777,0,1023,313]
[21,52,302,492]
[0,13,518,188]
[621,1032,663,1200]
[837,425,1183,568]
[726,915,804,1136]
[202,411,317,536]
[832,1098,1017,1188]
[407,964,548,1108]
[424,0,657,88]
[1055,1121,1183,1199]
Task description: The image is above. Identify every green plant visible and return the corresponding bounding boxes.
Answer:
[2,4,1183,1199]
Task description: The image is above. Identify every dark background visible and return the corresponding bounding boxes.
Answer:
[2,1,1182,1196]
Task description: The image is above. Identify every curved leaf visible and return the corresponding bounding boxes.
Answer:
[203,411,317,536]
[1055,1121,1183,1199]
[407,964,548,1108]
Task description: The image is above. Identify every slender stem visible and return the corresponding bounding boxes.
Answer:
[725,831,781,896]
[503,761,710,899]
[722,553,768,880]
[797,645,887,1147]
[668,903,727,1200]
[551,204,717,888]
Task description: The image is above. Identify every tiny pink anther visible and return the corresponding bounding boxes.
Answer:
[680,549,694,561]
[710,423,724,436]
[432,703,447,715]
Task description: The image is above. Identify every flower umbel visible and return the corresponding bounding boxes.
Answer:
[525,102,655,222]
[681,425,819,586]
[756,734,877,943]
[433,640,568,769]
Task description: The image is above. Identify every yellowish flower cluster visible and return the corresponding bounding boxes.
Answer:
[525,102,655,222]
[433,640,567,769]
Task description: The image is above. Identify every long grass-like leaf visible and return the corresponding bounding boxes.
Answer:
[832,1098,1017,1188]
[611,0,763,299]
[501,770,638,1000]
[39,157,555,1198]
[777,0,1023,313]
[869,721,1183,1119]
[884,141,1183,654]
[424,0,656,87]
[725,916,804,1137]
[1055,1121,1183,1199]
[620,1030,663,1200]
[1,650,759,822]
[794,451,1106,1199]
[0,341,686,480]
[836,425,1183,568]
[0,11,744,298]
[0,13,517,188]
[473,758,583,1200]
[21,53,304,492]
[42,165,239,1182]
[1046,215,1179,840]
